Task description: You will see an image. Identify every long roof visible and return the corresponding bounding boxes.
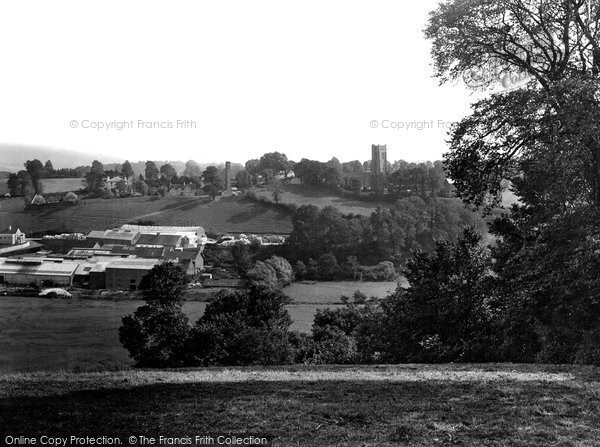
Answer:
[87,230,140,242]
[0,258,78,276]
[105,259,160,270]
[137,233,183,246]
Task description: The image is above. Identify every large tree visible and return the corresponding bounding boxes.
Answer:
[144,161,159,182]
[426,0,600,364]
[84,160,104,192]
[183,160,202,178]
[259,152,291,178]
[121,160,134,182]
[159,163,177,182]
[426,0,600,211]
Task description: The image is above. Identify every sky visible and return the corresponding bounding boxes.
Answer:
[0,0,480,165]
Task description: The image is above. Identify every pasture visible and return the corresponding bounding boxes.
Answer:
[0,195,292,235]
[284,281,403,303]
[0,296,344,373]
[40,177,84,193]
[253,183,380,216]
[1,364,599,445]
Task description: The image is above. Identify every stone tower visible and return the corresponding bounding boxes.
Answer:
[222,161,232,197]
[225,161,232,191]
[371,144,387,174]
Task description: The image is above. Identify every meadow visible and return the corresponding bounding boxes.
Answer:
[1,364,599,445]
[0,195,293,235]
[0,296,349,373]
[253,183,380,216]
[40,177,84,193]
[285,280,404,303]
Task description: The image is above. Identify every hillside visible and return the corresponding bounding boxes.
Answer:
[1,364,598,446]
[0,195,292,235]
[0,143,123,172]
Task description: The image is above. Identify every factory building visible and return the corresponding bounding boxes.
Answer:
[0,257,78,286]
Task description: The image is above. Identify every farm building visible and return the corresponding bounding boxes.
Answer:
[119,225,207,247]
[106,244,174,259]
[136,233,188,248]
[0,227,26,246]
[87,230,141,246]
[73,261,108,288]
[105,258,160,290]
[166,248,204,275]
[0,257,78,286]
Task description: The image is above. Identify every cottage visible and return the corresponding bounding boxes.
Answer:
[166,248,204,275]
[0,227,26,246]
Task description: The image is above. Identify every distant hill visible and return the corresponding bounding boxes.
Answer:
[0,143,124,172]
[0,144,244,177]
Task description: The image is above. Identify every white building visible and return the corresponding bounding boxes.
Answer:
[0,227,26,246]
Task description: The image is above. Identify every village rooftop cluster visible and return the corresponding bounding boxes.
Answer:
[0,224,283,291]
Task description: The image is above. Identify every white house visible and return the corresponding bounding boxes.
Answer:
[0,227,26,246]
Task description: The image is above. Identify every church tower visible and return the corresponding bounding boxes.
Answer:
[371,144,387,174]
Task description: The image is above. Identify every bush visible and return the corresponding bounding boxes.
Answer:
[375,227,498,363]
[310,302,381,364]
[119,305,191,367]
[264,256,294,286]
[312,327,358,364]
[360,261,397,281]
[63,191,79,203]
[247,261,279,289]
[317,253,339,280]
[248,256,294,288]
[188,285,295,365]
[293,260,307,280]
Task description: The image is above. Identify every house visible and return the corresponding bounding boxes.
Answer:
[166,248,204,275]
[87,230,141,246]
[0,257,78,286]
[0,227,26,246]
[104,176,124,191]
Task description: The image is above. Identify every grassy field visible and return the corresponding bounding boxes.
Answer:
[40,177,84,193]
[0,195,292,235]
[285,281,404,303]
[1,364,599,446]
[0,296,347,372]
[253,183,381,216]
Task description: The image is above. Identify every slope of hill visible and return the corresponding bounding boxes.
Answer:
[0,143,124,172]
[0,195,292,235]
[1,364,597,446]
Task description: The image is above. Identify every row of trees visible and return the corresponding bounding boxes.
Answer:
[285,197,482,268]
[80,159,229,200]
[5,159,83,196]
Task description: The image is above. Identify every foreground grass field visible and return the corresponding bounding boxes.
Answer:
[1,364,599,446]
